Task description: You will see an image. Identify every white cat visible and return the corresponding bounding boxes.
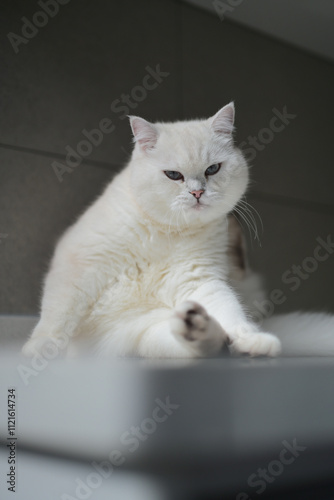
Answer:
[22,103,334,358]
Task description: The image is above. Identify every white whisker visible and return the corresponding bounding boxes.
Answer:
[233,198,262,244]
[238,198,263,237]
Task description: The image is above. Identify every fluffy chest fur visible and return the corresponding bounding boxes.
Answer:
[88,213,230,321]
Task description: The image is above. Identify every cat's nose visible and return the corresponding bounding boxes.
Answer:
[190,189,204,199]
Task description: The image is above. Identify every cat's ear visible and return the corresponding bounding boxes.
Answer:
[129,116,158,152]
[210,102,235,136]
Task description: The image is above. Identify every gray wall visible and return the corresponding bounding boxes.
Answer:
[1,0,333,315]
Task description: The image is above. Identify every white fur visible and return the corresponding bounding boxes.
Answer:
[22,103,330,359]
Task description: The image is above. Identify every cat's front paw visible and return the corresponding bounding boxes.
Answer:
[230,332,281,357]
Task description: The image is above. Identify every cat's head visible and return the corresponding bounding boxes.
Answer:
[128,103,248,228]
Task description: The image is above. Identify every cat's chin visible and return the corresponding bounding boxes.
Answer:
[191,202,207,211]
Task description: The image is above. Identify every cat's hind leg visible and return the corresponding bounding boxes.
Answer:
[22,267,101,357]
[136,301,228,358]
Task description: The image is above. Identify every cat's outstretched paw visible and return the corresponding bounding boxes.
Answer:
[170,301,227,355]
[230,332,281,357]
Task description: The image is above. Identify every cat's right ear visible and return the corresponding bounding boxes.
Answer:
[209,102,235,137]
[129,116,158,152]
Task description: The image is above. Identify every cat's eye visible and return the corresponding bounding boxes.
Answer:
[164,170,184,181]
[205,163,221,176]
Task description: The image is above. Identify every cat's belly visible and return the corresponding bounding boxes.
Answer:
[78,256,224,352]
[80,264,173,346]
[87,259,204,322]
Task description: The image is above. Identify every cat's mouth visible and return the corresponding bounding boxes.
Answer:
[192,201,207,211]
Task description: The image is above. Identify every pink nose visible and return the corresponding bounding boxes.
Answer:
[190,190,204,199]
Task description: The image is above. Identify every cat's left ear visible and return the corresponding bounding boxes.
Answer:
[129,116,158,152]
[210,102,235,136]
